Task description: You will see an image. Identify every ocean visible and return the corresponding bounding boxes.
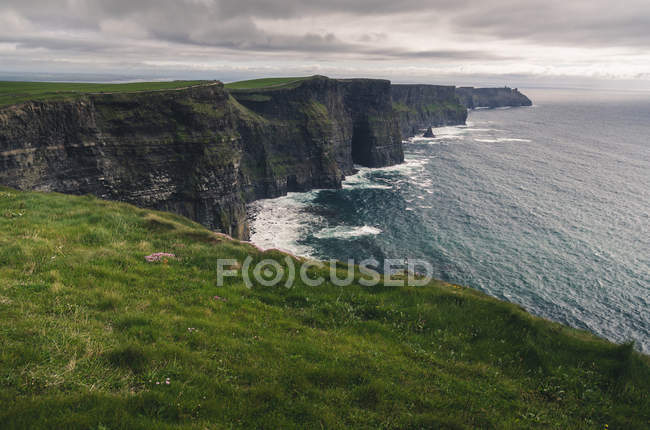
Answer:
[248,88,650,353]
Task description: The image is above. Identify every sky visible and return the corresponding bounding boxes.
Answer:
[1,0,649,89]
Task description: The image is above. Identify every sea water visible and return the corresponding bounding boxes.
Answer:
[248,88,650,352]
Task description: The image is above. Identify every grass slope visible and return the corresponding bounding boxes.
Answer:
[224,77,309,90]
[0,81,207,108]
[0,187,648,429]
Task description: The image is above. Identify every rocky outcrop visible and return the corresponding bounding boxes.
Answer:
[391,84,468,137]
[423,127,435,138]
[0,77,403,239]
[456,87,532,109]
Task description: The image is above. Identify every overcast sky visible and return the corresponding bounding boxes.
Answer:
[1,0,649,88]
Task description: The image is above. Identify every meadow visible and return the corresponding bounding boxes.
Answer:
[0,187,647,428]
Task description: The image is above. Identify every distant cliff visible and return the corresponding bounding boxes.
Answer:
[0,77,402,239]
[456,87,532,109]
[392,84,468,136]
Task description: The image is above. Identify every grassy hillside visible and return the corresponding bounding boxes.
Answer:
[0,81,207,107]
[224,77,309,90]
[0,187,647,429]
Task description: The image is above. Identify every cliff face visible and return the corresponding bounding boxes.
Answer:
[391,84,468,137]
[230,76,403,170]
[0,77,403,239]
[456,87,532,109]
[0,84,252,238]
[338,79,404,167]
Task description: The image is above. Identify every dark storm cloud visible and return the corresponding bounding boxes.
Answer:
[3,0,647,49]
[0,0,493,61]
[3,0,650,56]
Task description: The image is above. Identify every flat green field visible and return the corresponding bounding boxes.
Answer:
[0,187,648,429]
[224,77,309,90]
[0,81,207,108]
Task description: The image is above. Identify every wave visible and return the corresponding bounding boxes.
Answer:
[248,192,319,257]
[313,225,382,239]
[343,169,392,190]
[409,124,504,144]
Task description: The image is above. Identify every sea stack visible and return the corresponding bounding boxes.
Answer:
[423,127,436,138]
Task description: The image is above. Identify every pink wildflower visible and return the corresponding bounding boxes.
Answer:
[145,252,176,262]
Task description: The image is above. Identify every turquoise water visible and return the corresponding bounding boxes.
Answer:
[249,89,650,352]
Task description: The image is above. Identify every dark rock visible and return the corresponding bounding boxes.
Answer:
[423,127,435,138]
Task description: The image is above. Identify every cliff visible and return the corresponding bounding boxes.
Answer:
[0,77,403,239]
[456,87,532,109]
[230,76,403,169]
[0,77,531,240]
[392,84,468,137]
[0,83,253,238]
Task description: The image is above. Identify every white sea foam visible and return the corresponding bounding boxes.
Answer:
[373,156,428,174]
[343,168,392,190]
[313,225,382,239]
[248,192,319,257]
[409,124,502,144]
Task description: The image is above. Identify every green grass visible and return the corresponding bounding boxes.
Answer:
[0,187,648,429]
[224,77,309,90]
[0,81,208,108]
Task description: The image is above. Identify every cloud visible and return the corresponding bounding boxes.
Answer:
[0,0,648,85]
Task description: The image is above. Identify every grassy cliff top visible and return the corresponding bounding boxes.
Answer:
[0,187,648,428]
[0,80,210,108]
[224,77,312,90]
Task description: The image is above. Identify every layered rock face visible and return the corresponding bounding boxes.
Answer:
[0,84,251,238]
[456,87,532,109]
[339,79,404,167]
[391,84,468,137]
[0,77,404,239]
[230,76,403,170]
